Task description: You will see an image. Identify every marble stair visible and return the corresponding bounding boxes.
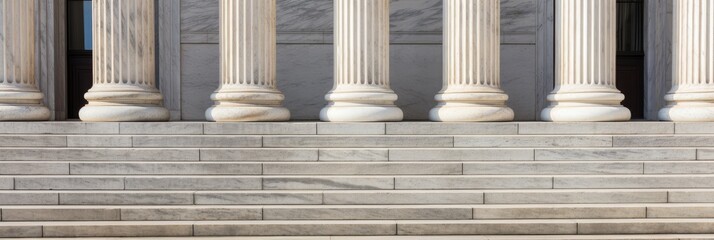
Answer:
[2,122,714,238]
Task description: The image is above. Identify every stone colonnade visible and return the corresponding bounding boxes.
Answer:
[1,0,712,122]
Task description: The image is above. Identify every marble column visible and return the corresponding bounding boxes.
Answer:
[79,0,169,122]
[0,0,50,121]
[320,0,403,122]
[205,0,289,122]
[430,0,514,122]
[541,0,631,122]
[659,0,714,121]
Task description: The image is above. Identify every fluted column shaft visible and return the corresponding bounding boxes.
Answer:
[659,0,714,121]
[320,0,403,122]
[80,0,169,122]
[0,0,49,120]
[541,0,630,122]
[430,0,514,122]
[205,0,289,122]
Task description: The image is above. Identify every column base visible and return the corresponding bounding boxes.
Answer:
[659,91,714,122]
[430,106,514,122]
[320,89,403,122]
[541,91,631,122]
[429,90,514,122]
[0,105,50,121]
[79,105,170,122]
[206,106,290,122]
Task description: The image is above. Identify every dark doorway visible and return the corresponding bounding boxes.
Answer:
[616,0,645,119]
[67,0,93,119]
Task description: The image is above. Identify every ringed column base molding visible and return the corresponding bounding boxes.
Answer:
[205,0,289,122]
[321,86,403,122]
[320,0,403,122]
[541,0,630,122]
[430,0,513,122]
[0,0,49,121]
[659,0,714,122]
[80,0,169,122]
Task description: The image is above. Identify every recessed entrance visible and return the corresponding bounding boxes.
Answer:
[616,0,645,119]
[66,0,93,119]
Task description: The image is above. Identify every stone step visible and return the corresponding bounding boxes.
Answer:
[7,161,714,175]
[4,189,703,205]
[0,147,707,162]
[3,219,714,237]
[8,175,714,190]
[15,134,714,148]
[5,204,714,221]
[3,235,714,240]
[0,122,688,135]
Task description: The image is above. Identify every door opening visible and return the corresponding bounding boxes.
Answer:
[67,0,93,119]
[616,0,645,119]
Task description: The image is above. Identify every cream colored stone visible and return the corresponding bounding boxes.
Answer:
[430,0,513,122]
[320,0,402,122]
[80,0,169,122]
[0,1,50,121]
[206,0,290,122]
[541,0,630,122]
[660,1,714,122]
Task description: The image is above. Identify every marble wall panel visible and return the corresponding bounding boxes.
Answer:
[180,0,537,44]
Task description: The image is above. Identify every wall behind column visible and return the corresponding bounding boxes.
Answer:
[179,0,538,120]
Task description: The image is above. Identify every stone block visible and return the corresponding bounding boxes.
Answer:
[66,136,133,148]
[668,190,714,203]
[0,223,42,238]
[518,122,674,135]
[0,122,118,134]
[397,220,577,235]
[577,219,714,234]
[389,149,534,161]
[317,123,385,135]
[554,176,714,189]
[645,162,714,174]
[0,192,58,204]
[0,148,200,161]
[59,192,194,205]
[0,162,69,175]
[263,206,472,220]
[614,136,714,147]
[125,177,262,190]
[121,206,262,221]
[0,135,66,147]
[200,149,318,161]
[386,122,518,135]
[193,221,397,236]
[485,190,668,204]
[0,177,12,189]
[14,177,124,190]
[203,122,317,135]
[70,162,262,175]
[119,122,204,135]
[696,149,714,160]
[455,136,612,148]
[464,162,643,175]
[395,176,552,189]
[324,190,484,205]
[1,207,120,221]
[133,136,262,148]
[318,149,389,161]
[263,136,453,148]
[647,205,714,218]
[263,162,461,175]
[263,177,394,190]
[195,191,323,205]
[535,148,696,161]
[675,123,714,134]
[42,222,194,237]
[473,205,646,219]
